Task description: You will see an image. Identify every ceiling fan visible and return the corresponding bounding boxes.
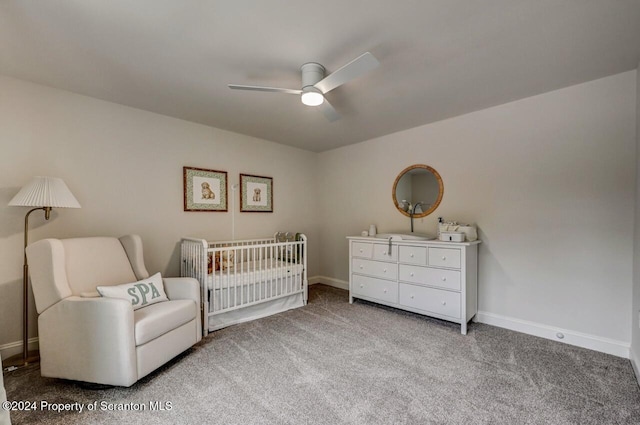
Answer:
[228,52,379,122]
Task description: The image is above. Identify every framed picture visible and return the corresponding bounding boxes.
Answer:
[240,174,273,212]
[183,167,228,212]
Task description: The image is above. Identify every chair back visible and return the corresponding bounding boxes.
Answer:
[61,237,137,295]
[26,236,143,313]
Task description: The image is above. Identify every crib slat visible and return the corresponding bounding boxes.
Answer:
[271,244,275,299]
[239,247,243,306]
[228,245,232,308]
[252,246,257,304]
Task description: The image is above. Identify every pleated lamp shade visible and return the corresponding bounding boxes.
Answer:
[9,176,81,208]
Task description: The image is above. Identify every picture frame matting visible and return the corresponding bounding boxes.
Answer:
[240,174,273,213]
[184,166,228,212]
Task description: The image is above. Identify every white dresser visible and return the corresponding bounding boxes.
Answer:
[347,236,480,334]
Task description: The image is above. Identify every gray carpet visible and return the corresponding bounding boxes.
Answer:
[4,284,640,424]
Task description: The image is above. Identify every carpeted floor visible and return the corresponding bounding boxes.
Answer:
[4,284,640,424]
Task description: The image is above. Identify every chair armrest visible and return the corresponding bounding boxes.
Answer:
[163,277,200,303]
[38,296,138,387]
[163,277,202,340]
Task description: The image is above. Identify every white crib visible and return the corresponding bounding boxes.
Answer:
[181,233,308,335]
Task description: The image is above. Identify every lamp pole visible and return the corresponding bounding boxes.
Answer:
[19,207,50,362]
[3,207,50,370]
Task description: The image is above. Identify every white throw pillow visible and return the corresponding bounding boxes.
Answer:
[96,272,168,310]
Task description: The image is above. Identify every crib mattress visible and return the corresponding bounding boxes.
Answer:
[207,260,304,290]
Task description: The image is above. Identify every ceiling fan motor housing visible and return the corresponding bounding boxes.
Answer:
[300,63,326,89]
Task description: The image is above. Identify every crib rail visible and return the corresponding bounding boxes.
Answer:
[181,234,307,336]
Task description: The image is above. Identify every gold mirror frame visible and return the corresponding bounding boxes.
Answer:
[392,164,444,218]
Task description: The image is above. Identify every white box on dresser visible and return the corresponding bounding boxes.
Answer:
[347,236,480,334]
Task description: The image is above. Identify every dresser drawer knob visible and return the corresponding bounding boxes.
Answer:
[410,272,414,277]
[442,301,446,306]
[359,249,363,253]
[441,277,446,281]
[360,284,364,288]
[442,256,446,261]
[410,253,414,257]
[410,295,414,299]
[359,265,363,269]
[383,269,387,273]
[383,289,387,293]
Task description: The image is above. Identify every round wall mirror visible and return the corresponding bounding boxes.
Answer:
[392,164,444,218]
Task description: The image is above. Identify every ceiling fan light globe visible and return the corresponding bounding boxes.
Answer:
[301,91,324,106]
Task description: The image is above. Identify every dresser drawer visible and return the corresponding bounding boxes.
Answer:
[352,275,398,304]
[398,265,461,291]
[399,283,461,319]
[352,258,398,280]
[398,246,427,265]
[428,247,461,269]
[352,242,373,258]
[372,243,398,262]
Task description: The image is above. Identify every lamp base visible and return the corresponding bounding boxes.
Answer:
[2,350,39,371]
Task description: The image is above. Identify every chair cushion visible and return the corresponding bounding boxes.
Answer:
[134,299,196,346]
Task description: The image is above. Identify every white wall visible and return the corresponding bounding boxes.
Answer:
[1,70,637,359]
[632,63,640,375]
[0,75,319,351]
[318,71,637,350]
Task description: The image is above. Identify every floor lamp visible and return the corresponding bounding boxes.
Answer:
[2,176,81,370]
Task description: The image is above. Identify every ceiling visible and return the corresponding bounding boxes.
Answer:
[1,1,640,152]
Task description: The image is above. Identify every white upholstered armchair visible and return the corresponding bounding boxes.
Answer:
[25,235,202,387]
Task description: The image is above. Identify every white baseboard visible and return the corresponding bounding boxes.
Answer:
[0,338,39,361]
[475,311,629,358]
[309,276,349,290]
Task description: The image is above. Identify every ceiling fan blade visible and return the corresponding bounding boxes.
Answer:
[314,52,379,94]
[228,84,302,95]
[319,98,341,122]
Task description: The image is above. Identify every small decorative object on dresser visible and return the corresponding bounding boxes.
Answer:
[347,235,480,334]
[240,174,273,212]
[183,166,228,212]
